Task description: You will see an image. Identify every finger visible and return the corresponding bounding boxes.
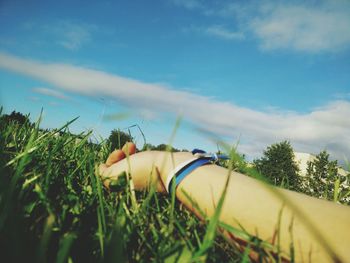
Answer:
[106,149,126,167]
[122,142,136,156]
[98,163,111,189]
[99,163,108,174]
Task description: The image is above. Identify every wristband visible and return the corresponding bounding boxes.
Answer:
[165,149,229,194]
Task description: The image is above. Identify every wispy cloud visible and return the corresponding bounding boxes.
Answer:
[28,96,40,102]
[175,0,350,53]
[42,20,97,50]
[0,52,349,161]
[183,25,244,41]
[16,20,97,51]
[248,1,350,52]
[33,87,70,100]
[171,0,204,10]
[205,25,244,40]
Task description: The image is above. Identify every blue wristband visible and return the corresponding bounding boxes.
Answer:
[168,157,211,195]
[165,149,229,194]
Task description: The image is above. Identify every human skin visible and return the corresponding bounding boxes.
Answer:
[99,144,350,262]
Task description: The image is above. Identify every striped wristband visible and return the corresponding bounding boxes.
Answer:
[165,149,229,194]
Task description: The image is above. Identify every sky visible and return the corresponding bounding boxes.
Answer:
[0,0,350,163]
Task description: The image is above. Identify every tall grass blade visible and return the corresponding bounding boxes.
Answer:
[37,213,55,263]
[192,145,236,260]
[56,233,77,263]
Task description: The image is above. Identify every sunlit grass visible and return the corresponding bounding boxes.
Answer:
[2,110,346,262]
[0,113,246,262]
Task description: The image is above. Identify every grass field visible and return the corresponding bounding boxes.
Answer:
[1,111,344,263]
[0,113,259,263]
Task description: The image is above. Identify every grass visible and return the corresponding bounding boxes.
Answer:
[0,113,262,262]
[2,111,344,262]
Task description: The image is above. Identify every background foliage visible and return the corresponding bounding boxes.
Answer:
[253,141,350,204]
[253,141,301,191]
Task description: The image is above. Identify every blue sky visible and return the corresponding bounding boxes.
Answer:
[1,0,350,162]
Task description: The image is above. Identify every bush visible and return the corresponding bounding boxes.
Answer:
[107,129,133,151]
[253,141,301,191]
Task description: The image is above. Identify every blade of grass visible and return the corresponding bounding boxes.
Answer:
[37,213,55,263]
[92,158,106,257]
[56,232,77,263]
[167,116,182,232]
[333,177,341,202]
[0,111,42,229]
[191,145,236,260]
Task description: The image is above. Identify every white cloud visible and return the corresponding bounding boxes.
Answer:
[0,52,349,161]
[177,0,350,53]
[249,2,350,52]
[28,96,40,102]
[25,20,97,51]
[33,87,70,100]
[183,25,244,41]
[205,25,244,40]
[333,92,350,100]
[46,21,96,50]
[171,0,203,10]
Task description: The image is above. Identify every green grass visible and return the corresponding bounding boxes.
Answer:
[0,115,225,262]
[0,113,298,262]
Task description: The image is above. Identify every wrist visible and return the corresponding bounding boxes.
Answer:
[101,150,199,193]
[115,151,193,192]
[153,151,195,189]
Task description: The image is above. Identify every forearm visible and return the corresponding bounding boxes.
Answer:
[102,151,350,262]
[174,162,350,263]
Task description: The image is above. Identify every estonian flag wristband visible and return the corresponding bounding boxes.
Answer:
[165,149,229,194]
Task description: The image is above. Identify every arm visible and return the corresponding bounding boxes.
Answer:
[100,148,350,262]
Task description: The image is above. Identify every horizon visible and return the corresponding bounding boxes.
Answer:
[1,0,350,163]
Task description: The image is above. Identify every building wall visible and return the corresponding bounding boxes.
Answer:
[294,152,349,183]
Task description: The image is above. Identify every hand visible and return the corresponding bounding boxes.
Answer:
[99,142,194,193]
[99,142,167,192]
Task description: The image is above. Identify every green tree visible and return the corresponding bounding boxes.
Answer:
[253,141,300,190]
[107,129,133,151]
[0,110,32,126]
[141,143,156,151]
[153,143,180,152]
[306,150,339,200]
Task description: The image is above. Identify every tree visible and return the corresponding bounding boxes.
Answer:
[152,144,180,152]
[306,150,339,200]
[107,129,133,151]
[141,143,156,151]
[253,141,300,190]
[0,111,32,126]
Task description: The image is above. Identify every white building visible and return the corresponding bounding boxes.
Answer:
[294,152,349,179]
